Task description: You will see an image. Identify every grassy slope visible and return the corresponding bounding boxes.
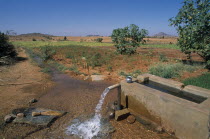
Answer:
[183,73,210,89]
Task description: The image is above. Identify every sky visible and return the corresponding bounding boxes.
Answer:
[0,0,184,36]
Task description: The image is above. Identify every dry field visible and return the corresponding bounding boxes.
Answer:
[10,35,178,44]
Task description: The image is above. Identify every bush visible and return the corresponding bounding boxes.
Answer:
[40,46,56,61]
[149,63,199,78]
[0,32,17,65]
[119,69,141,78]
[159,53,168,62]
[95,38,103,43]
[111,24,148,55]
[32,38,36,41]
[64,36,67,41]
[87,53,103,68]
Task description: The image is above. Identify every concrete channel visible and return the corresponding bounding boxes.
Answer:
[120,73,210,139]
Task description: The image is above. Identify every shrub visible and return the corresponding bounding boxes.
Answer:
[32,38,36,41]
[159,53,168,62]
[149,63,199,78]
[0,32,17,65]
[111,24,148,55]
[64,36,67,41]
[95,38,103,43]
[87,53,103,68]
[40,46,56,61]
[119,69,141,78]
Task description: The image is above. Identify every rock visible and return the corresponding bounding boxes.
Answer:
[126,115,136,124]
[108,111,115,119]
[155,126,164,133]
[80,74,85,78]
[91,75,106,81]
[4,114,16,123]
[17,113,24,118]
[84,76,90,81]
[115,109,130,121]
[40,110,64,116]
[13,108,66,127]
[32,112,41,117]
[29,98,38,103]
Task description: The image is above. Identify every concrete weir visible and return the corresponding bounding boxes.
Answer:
[120,73,210,139]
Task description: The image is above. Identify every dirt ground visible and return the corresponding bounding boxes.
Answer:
[0,49,176,138]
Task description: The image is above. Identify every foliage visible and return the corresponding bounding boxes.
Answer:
[149,63,200,78]
[87,53,103,68]
[111,24,148,55]
[183,72,210,89]
[32,38,37,41]
[0,32,17,65]
[40,67,51,73]
[64,36,67,41]
[169,0,210,68]
[39,46,56,61]
[119,69,141,78]
[95,38,103,43]
[159,53,168,62]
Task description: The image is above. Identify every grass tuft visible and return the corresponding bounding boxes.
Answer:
[183,73,210,89]
[149,63,201,78]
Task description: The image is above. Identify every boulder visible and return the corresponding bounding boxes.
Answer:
[17,113,24,118]
[29,98,38,104]
[126,115,136,124]
[13,108,66,127]
[4,114,16,123]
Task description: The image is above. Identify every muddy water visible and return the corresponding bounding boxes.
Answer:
[33,70,118,138]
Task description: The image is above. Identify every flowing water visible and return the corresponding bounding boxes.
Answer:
[66,88,110,139]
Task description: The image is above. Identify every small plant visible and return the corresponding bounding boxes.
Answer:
[87,53,103,68]
[119,69,141,78]
[40,67,51,73]
[159,53,168,62]
[149,63,200,78]
[32,38,36,41]
[95,38,103,43]
[69,65,81,75]
[107,65,113,72]
[40,46,56,61]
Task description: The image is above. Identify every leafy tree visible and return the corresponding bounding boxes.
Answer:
[95,38,103,43]
[111,24,148,55]
[0,32,17,58]
[169,0,210,68]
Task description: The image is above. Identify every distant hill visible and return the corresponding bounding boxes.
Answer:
[18,33,54,37]
[153,32,175,38]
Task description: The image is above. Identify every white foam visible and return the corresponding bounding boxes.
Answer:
[66,88,110,139]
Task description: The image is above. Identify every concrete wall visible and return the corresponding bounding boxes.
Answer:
[120,74,210,139]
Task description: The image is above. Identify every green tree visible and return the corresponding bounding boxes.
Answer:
[111,24,148,55]
[169,0,210,68]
